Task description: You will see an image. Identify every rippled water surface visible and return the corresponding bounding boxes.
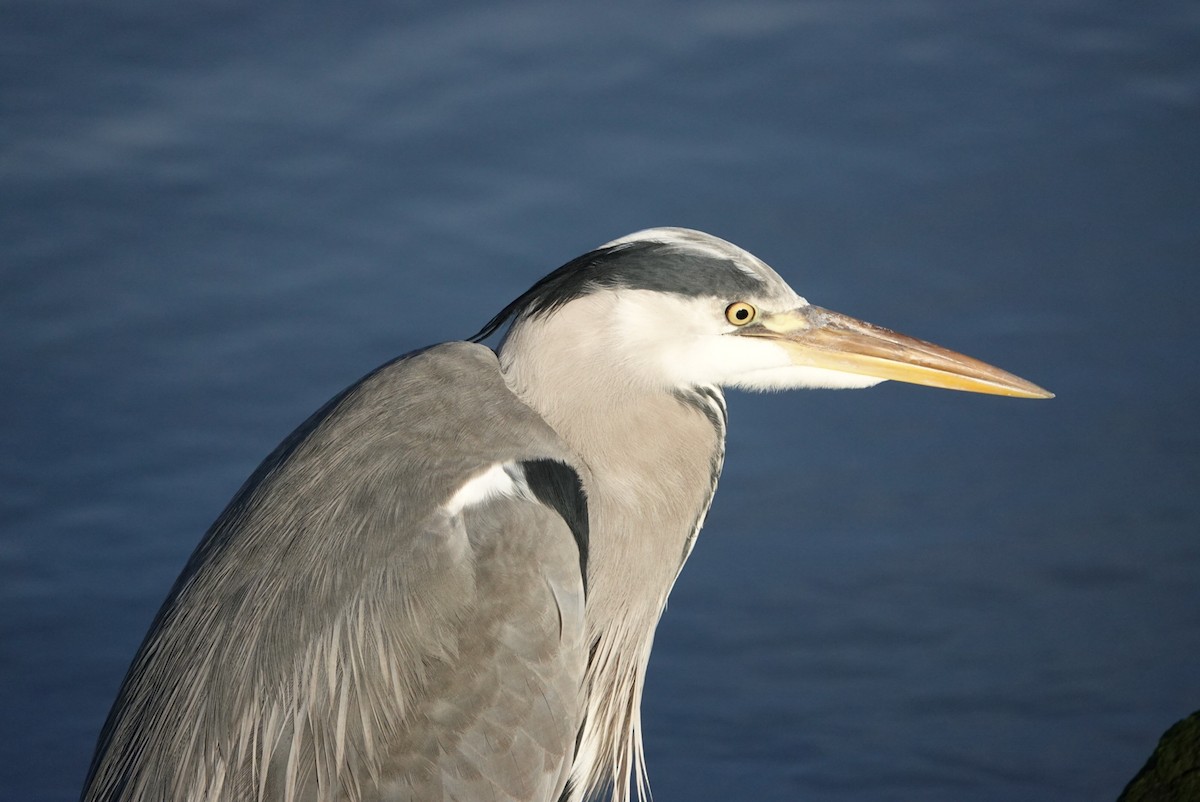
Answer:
[3,2,1198,800]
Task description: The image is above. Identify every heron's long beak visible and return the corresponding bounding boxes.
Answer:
[740,306,1053,399]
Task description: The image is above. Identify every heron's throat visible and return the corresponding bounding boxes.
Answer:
[499,348,725,611]
[499,329,726,802]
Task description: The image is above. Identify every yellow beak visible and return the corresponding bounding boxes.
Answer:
[739,306,1053,399]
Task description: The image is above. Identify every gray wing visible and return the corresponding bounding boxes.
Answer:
[82,342,589,802]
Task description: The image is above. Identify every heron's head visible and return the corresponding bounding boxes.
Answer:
[478,227,1051,400]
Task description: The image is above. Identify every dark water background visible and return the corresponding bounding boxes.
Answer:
[3,2,1198,800]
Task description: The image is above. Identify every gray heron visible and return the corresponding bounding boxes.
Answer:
[82,228,1051,802]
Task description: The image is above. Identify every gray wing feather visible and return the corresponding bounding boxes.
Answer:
[83,342,587,802]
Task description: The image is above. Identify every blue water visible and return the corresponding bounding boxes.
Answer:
[3,2,1198,800]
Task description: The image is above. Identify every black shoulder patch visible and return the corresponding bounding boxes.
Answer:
[521,459,589,595]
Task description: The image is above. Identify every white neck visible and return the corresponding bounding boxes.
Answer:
[498,299,727,802]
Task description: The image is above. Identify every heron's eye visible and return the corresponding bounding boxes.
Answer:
[725,302,757,326]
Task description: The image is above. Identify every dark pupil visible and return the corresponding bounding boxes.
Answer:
[735,308,748,320]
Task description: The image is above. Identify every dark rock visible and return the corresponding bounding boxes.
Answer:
[1118,711,1200,802]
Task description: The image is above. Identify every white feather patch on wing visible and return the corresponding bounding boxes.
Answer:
[441,462,525,517]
